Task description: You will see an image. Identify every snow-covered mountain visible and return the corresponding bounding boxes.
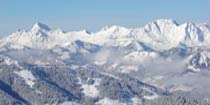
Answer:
[187,51,210,72]
[1,19,210,104]
[0,19,210,50]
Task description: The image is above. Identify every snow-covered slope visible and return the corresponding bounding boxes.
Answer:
[0,54,169,105]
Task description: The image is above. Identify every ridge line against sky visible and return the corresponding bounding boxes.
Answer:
[0,0,209,37]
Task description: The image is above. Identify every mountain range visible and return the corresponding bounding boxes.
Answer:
[1,19,210,50]
[0,19,210,105]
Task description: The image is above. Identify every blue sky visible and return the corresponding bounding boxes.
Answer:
[0,0,209,36]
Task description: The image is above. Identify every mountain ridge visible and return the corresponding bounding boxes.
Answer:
[0,19,210,50]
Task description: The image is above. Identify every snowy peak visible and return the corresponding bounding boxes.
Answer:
[31,22,51,32]
[153,19,178,26]
[144,19,178,33]
[102,25,128,31]
[97,25,131,37]
[187,52,210,72]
